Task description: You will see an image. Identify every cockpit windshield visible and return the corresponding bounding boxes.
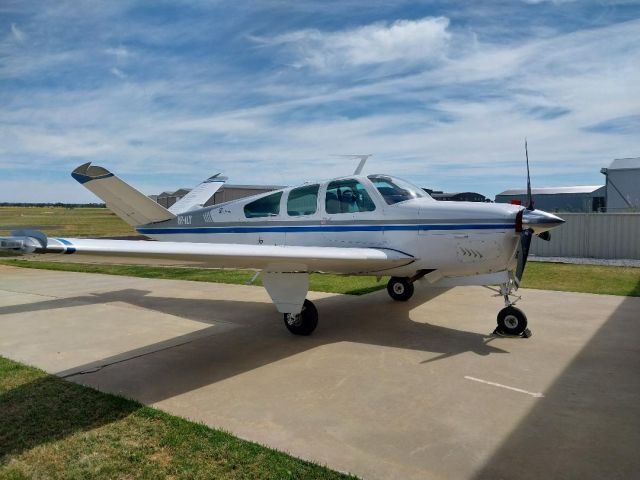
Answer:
[367,175,428,205]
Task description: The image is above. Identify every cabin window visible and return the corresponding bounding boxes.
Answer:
[244,192,283,218]
[367,175,426,205]
[287,184,319,216]
[325,179,376,214]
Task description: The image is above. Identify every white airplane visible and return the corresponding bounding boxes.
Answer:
[1,159,564,337]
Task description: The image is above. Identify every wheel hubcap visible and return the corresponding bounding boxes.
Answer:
[286,313,302,327]
[504,315,519,329]
[393,283,405,294]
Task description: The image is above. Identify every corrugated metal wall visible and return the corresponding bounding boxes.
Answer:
[530,213,640,259]
[606,169,640,211]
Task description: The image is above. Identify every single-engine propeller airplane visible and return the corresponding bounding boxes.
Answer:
[1,154,564,336]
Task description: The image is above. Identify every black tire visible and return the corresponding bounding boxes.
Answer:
[283,299,318,336]
[387,277,414,301]
[497,306,528,335]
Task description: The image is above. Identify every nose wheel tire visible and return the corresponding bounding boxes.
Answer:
[387,277,414,301]
[497,306,528,336]
[283,299,318,336]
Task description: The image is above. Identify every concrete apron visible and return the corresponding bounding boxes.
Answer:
[1,265,638,480]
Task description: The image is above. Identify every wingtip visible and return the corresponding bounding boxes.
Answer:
[71,162,92,183]
[71,162,114,184]
[205,173,227,183]
[72,161,91,173]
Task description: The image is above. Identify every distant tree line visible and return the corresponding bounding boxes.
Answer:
[0,202,106,208]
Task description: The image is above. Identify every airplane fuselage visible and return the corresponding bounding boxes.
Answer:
[2,166,566,336]
[137,174,522,279]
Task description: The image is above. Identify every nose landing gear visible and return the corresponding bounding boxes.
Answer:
[387,272,532,338]
[497,305,528,336]
[491,281,532,338]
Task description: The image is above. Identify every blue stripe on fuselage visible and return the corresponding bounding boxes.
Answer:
[137,223,514,235]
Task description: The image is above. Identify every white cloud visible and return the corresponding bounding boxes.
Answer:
[1,6,639,201]
[105,46,131,62]
[10,23,25,43]
[261,17,451,70]
[110,67,127,79]
[0,179,95,203]
[522,0,576,4]
[0,49,83,79]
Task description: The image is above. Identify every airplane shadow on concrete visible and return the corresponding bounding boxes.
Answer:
[0,284,510,459]
[0,285,508,406]
[3,280,639,475]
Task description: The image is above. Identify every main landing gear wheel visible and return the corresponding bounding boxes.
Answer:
[283,299,318,336]
[387,277,414,301]
[496,306,528,336]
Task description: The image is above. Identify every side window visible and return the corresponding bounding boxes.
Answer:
[325,179,376,214]
[244,192,283,218]
[367,175,426,205]
[287,184,319,216]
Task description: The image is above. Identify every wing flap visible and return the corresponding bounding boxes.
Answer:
[39,237,415,274]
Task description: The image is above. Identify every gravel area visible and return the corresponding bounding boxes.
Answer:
[530,256,640,268]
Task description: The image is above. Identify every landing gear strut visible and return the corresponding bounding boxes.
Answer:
[490,280,531,337]
[283,299,318,336]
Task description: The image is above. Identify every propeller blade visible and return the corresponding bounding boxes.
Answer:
[515,228,533,286]
[538,231,551,241]
[525,138,534,210]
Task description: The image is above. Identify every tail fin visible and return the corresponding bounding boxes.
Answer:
[168,173,227,214]
[72,163,175,226]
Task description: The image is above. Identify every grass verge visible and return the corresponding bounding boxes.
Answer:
[0,206,135,238]
[1,259,639,297]
[520,262,640,296]
[0,356,355,479]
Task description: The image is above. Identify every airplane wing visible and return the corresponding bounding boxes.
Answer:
[1,232,415,274]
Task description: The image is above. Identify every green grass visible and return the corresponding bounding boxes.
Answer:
[2,258,639,297]
[0,206,135,238]
[0,259,388,296]
[0,356,355,479]
[519,262,640,297]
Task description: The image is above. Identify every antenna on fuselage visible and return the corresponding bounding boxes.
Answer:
[331,154,373,175]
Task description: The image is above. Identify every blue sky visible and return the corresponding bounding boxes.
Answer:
[1,0,639,202]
